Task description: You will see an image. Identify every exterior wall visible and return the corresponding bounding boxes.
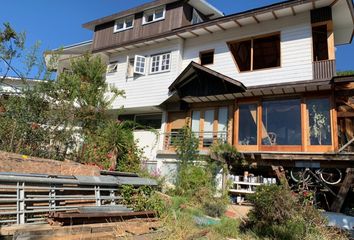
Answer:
[106,39,183,110]
[92,1,187,52]
[182,12,314,87]
[134,130,160,161]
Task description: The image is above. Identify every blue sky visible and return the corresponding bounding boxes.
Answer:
[0,0,353,73]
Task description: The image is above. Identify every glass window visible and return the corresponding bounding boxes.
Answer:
[134,55,146,74]
[135,114,162,129]
[262,99,301,145]
[150,53,171,73]
[312,25,328,61]
[191,111,201,137]
[229,40,251,72]
[253,34,280,70]
[218,107,228,142]
[238,104,258,145]
[200,50,214,65]
[114,16,134,32]
[307,98,331,145]
[143,6,165,24]
[203,110,214,147]
[192,8,203,24]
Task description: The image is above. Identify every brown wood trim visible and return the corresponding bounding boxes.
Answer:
[260,145,303,152]
[331,93,339,151]
[301,98,308,151]
[198,49,215,66]
[228,105,234,145]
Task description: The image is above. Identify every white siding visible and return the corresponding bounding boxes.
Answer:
[182,12,314,86]
[106,39,183,110]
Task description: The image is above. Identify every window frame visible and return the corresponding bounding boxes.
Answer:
[142,6,166,25]
[199,49,214,66]
[227,32,281,73]
[134,55,147,75]
[106,61,118,74]
[114,15,134,33]
[149,52,171,74]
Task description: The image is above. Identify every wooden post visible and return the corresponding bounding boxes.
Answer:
[330,168,354,212]
[271,165,289,187]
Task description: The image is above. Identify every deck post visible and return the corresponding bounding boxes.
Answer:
[330,168,354,212]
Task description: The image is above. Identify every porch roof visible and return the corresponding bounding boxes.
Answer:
[168,61,246,102]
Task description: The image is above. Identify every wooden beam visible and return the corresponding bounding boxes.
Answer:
[337,112,354,118]
[330,168,354,212]
[330,0,340,7]
[291,6,296,16]
[272,11,278,20]
[203,27,213,34]
[253,15,260,24]
[233,19,242,27]
[216,23,226,31]
[189,31,199,37]
[271,165,289,187]
[312,0,316,9]
[176,34,185,40]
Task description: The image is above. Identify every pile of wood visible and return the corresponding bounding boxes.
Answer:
[4,219,163,240]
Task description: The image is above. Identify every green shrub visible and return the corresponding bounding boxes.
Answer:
[202,198,227,218]
[212,217,240,238]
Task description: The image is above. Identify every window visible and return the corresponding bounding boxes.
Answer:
[200,50,214,65]
[135,114,162,129]
[150,53,171,73]
[307,98,331,145]
[190,107,228,147]
[312,25,328,61]
[229,33,280,72]
[192,8,203,24]
[106,61,118,73]
[143,6,165,24]
[262,99,301,146]
[238,104,257,145]
[114,16,134,32]
[127,58,135,77]
[134,55,146,75]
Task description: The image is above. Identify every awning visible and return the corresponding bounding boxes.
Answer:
[168,62,246,103]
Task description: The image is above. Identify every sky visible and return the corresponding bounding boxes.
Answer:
[0,0,353,74]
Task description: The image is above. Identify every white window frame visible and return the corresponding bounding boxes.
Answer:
[191,8,203,24]
[107,61,118,74]
[150,52,171,74]
[142,6,166,24]
[114,15,134,33]
[134,55,146,75]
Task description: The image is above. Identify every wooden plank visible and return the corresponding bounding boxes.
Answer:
[330,168,354,212]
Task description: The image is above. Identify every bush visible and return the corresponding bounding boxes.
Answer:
[212,217,240,239]
[244,184,348,240]
[202,198,227,218]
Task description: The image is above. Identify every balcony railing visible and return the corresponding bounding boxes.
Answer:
[163,131,228,150]
[313,59,336,79]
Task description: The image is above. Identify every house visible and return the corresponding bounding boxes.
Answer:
[49,0,354,183]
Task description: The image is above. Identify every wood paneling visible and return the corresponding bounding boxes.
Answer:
[93,2,187,51]
[313,59,336,79]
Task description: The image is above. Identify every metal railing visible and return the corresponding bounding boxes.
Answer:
[0,172,156,225]
[163,131,228,150]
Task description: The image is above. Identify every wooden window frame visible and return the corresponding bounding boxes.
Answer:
[199,49,215,66]
[114,15,134,33]
[311,20,335,62]
[227,32,281,73]
[234,93,336,153]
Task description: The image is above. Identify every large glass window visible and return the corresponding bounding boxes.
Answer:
[238,104,257,145]
[229,33,280,72]
[262,99,301,145]
[135,114,162,129]
[307,98,331,145]
[150,53,171,73]
[203,110,215,147]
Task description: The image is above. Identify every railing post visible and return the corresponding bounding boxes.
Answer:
[16,182,25,224]
[49,184,56,211]
[95,186,101,206]
[110,190,115,205]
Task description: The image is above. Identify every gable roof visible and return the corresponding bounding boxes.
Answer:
[169,62,246,99]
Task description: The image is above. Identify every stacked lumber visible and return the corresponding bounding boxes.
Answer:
[5,220,163,240]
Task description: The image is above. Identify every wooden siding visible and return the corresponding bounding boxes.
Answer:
[93,1,186,52]
[105,40,182,110]
[182,12,314,87]
[313,59,336,79]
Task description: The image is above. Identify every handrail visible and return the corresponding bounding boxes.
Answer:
[338,137,354,153]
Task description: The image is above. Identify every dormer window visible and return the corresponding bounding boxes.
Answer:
[114,16,134,32]
[192,9,203,24]
[143,6,165,24]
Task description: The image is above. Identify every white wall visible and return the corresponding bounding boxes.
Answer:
[134,130,160,161]
[106,39,183,110]
[182,12,314,87]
